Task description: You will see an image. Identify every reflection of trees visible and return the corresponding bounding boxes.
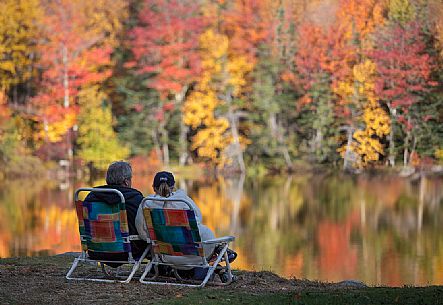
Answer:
[0,179,80,257]
[239,176,306,274]
[354,176,443,286]
[185,174,443,285]
[1,174,443,285]
[187,176,308,275]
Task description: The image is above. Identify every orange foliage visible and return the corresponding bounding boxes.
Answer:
[130,150,162,175]
[223,0,272,63]
[0,90,9,120]
[336,0,386,41]
[0,91,10,138]
[316,216,359,281]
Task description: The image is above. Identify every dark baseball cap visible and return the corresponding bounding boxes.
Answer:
[153,171,175,188]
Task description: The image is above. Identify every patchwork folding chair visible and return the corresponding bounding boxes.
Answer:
[139,196,235,288]
[66,188,149,283]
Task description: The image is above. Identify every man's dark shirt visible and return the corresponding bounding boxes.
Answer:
[84,184,146,259]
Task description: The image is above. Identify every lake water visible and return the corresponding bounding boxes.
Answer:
[1,173,442,286]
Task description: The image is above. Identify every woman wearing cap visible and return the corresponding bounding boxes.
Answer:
[135,171,216,264]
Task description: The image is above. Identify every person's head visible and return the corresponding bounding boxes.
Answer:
[153,171,175,197]
[106,161,132,187]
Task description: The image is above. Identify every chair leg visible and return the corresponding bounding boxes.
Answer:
[66,257,80,280]
[139,261,155,283]
[222,250,233,285]
[122,246,150,283]
[122,261,140,283]
[200,243,229,288]
[67,249,150,283]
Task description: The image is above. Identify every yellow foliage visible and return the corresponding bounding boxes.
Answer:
[184,29,252,166]
[0,0,41,90]
[435,148,443,164]
[43,112,77,143]
[338,60,391,167]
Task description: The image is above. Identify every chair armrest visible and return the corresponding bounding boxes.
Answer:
[202,236,235,244]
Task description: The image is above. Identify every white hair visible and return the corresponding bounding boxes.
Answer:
[106,161,132,185]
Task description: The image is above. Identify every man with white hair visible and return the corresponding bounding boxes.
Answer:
[84,161,147,262]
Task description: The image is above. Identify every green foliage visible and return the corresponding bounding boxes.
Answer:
[112,72,160,156]
[247,46,298,170]
[76,86,129,171]
[0,118,45,178]
[388,0,416,24]
[299,74,337,163]
[411,92,443,159]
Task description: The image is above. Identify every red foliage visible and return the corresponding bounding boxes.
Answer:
[131,0,205,99]
[154,109,164,122]
[294,23,331,93]
[32,1,113,127]
[162,102,175,112]
[130,150,162,175]
[133,103,144,113]
[223,0,272,63]
[370,22,436,125]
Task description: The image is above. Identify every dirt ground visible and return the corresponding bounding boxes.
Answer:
[0,255,365,305]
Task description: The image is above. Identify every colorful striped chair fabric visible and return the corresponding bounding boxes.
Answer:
[143,208,204,257]
[75,200,131,253]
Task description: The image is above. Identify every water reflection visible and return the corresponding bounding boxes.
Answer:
[0,174,442,286]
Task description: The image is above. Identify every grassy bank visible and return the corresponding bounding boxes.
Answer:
[0,256,442,305]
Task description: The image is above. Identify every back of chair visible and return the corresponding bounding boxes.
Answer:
[143,207,204,257]
[75,188,131,255]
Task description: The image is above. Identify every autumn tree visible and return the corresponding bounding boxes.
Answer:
[34,0,126,161]
[294,23,337,162]
[223,0,271,64]
[327,0,390,169]
[76,86,129,172]
[130,0,205,165]
[184,28,253,172]
[371,21,436,166]
[337,60,390,167]
[247,0,300,170]
[0,0,41,100]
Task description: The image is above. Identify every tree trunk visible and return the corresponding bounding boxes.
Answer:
[403,117,413,167]
[151,129,163,164]
[314,128,323,158]
[387,104,396,167]
[403,130,410,167]
[270,112,293,168]
[175,86,189,166]
[176,27,188,166]
[343,125,354,171]
[162,142,169,166]
[159,121,169,166]
[227,97,245,173]
[62,44,72,174]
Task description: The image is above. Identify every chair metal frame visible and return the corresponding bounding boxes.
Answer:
[139,196,235,288]
[66,188,149,283]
